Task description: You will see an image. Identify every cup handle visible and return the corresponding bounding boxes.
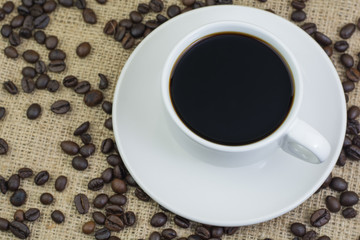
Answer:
[281,119,331,164]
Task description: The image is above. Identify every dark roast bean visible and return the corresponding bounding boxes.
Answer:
[95,228,111,240]
[167,5,181,18]
[26,103,41,119]
[3,1,14,14]
[340,191,359,206]
[1,24,12,38]
[34,14,49,29]
[35,74,50,89]
[43,0,57,13]
[150,212,167,227]
[104,117,113,130]
[79,144,95,157]
[24,208,40,221]
[17,5,30,16]
[337,149,346,166]
[58,0,73,7]
[131,23,145,38]
[340,23,356,39]
[18,168,33,179]
[4,46,18,58]
[113,165,126,179]
[135,187,150,201]
[216,0,233,4]
[80,133,92,144]
[0,8,4,21]
[34,171,49,185]
[63,75,78,88]
[9,32,21,46]
[183,0,196,6]
[291,10,306,22]
[35,60,47,74]
[60,141,79,155]
[224,227,239,235]
[291,0,305,9]
[48,60,66,72]
[0,175,7,193]
[344,136,352,147]
[347,119,360,135]
[340,54,354,68]
[334,40,349,52]
[74,81,91,94]
[98,73,109,89]
[19,28,32,39]
[8,174,20,191]
[314,32,332,46]
[145,20,159,29]
[76,42,91,58]
[346,145,360,160]
[22,0,33,7]
[310,208,330,227]
[3,80,18,94]
[104,19,117,35]
[74,121,89,136]
[51,210,64,224]
[21,77,35,93]
[138,3,150,13]
[9,221,30,239]
[82,221,95,234]
[51,100,70,114]
[211,227,224,238]
[45,36,58,50]
[342,207,357,218]
[150,231,161,240]
[323,46,332,57]
[317,236,330,240]
[96,0,106,4]
[10,189,27,206]
[109,194,127,206]
[88,178,104,191]
[93,194,108,209]
[195,226,209,239]
[353,135,360,146]
[105,205,124,216]
[122,211,136,226]
[72,156,88,170]
[348,106,360,119]
[34,30,46,44]
[101,138,114,154]
[114,25,126,42]
[102,101,112,114]
[74,193,89,214]
[0,107,5,120]
[55,175,67,191]
[119,19,133,29]
[11,15,25,28]
[22,15,34,29]
[29,4,42,17]
[122,32,135,49]
[75,0,86,9]
[82,8,96,24]
[162,228,177,239]
[156,14,168,23]
[40,192,54,205]
[93,211,106,225]
[47,80,59,92]
[346,68,360,82]
[0,218,9,231]
[342,81,355,92]
[130,11,143,24]
[84,90,104,106]
[329,177,348,191]
[111,178,127,193]
[14,210,24,222]
[303,230,317,240]
[106,154,122,166]
[105,214,123,232]
[325,196,341,213]
[149,0,164,12]
[101,168,113,183]
[193,0,205,8]
[0,138,9,154]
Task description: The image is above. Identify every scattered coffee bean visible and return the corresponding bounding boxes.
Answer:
[14,210,25,222]
[102,101,112,114]
[325,196,341,213]
[101,168,113,183]
[73,121,89,136]
[55,175,67,191]
[340,23,356,39]
[93,194,108,209]
[88,178,104,191]
[340,54,354,68]
[183,0,196,6]
[1,24,12,38]
[121,211,136,226]
[3,1,14,14]
[138,3,150,13]
[84,90,104,107]
[342,207,357,218]
[72,156,88,170]
[59,0,73,7]
[76,42,91,58]
[348,106,360,120]
[122,32,135,49]
[97,73,109,90]
[291,10,306,22]
[150,212,167,227]
[195,226,210,239]
[3,80,18,95]
[344,136,352,147]
[150,231,161,240]
[0,217,9,231]
[131,23,146,38]
[101,138,114,154]
[60,141,79,155]
[113,165,126,179]
[93,211,106,225]
[329,177,348,191]
[22,15,34,29]
[34,14,50,29]
[63,75,78,88]
[34,30,46,44]
[337,149,346,166]
[82,221,95,234]
[24,208,40,221]
[302,231,317,240]
[18,168,33,179]
[48,60,66,72]
[346,68,360,82]
[80,133,92,144]
[10,189,27,206]
[156,14,168,23]
[347,119,360,135]
[0,138,9,155]
[7,174,20,191]
[340,191,359,206]
[0,175,7,193]
[342,81,355,92]
[317,236,330,240]
[43,0,57,13]
[10,15,25,28]
[105,214,124,232]
[149,0,164,12]
[17,5,30,16]
[26,103,41,119]
[111,178,127,194]
[9,32,21,46]
[162,228,177,240]
[106,154,121,166]
[35,74,50,89]
[74,193,89,214]
[314,32,332,46]
[9,221,30,239]
[0,107,5,120]
[51,210,65,224]
[95,227,111,240]
[224,227,239,235]
[167,5,181,18]
[82,8,97,24]
[211,227,224,238]
[291,0,305,9]
[323,46,332,57]
[79,143,95,157]
[35,60,47,74]
[346,144,360,159]
[109,194,127,206]
[96,0,107,4]
[75,0,86,9]
[49,49,66,61]
[30,4,43,17]
[105,204,124,216]
[40,192,54,205]
[19,28,32,39]
[130,11,143,23]
[47,79,60,92]
[34,170,49,185]
[135,187,150,201]
[51,100,70,114]
[310,208,330,227]
[334,40,349,52]
[104,117,113,130]
[104,19,117,35]
[119,19,133,29]
[4,46,18,58]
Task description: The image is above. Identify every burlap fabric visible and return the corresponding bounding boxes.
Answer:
[0,0,359,239]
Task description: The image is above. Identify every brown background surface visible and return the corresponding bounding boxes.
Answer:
[0,0,359,239]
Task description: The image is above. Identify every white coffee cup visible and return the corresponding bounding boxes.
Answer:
[161,21,331,164]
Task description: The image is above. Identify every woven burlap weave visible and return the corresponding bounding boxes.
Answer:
[0,0,359,239]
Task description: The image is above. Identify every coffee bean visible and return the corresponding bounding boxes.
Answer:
[74,81,90,94]
[93,194,108,209]
[80,133,92,144]
[340,54,354,68]
[18,168,33,179]
[100,168,113,183]
[119,19,133,29]
[9,221,30,239]
[51,210,65,224]
[291,10,306,22]
[131,23,145,38]
[97,73,109,90]
[88,178,104,191]
[346,68,360,82]
[138,3,150,13]
[322,46,332,57]
[4,46,18,58]
[59,0,73,7]
[7,174,20,191]
[340,23,356,39]
[303,231,317,240]
[79,144,95,157]
[310,208,330,227]
[0,218,9,231]
[348,106,360,120]
[337,149,346,166]
[150,231,161,240]
[101,138,114,154]
[55,175,67,191]
[291,0,305,9]
[19,28,32,39]
[0,138,9,155]
[224,227,239,235]
[35,74,50,89]
[96,0,106,4]
[129,11,143,23]
[104,19,117,35]
[105,205,124,216]
[95,228,111,240]
[72,156,88,171]
[10,15,25,28]
[334,40,349,52]
[122,32,135,49]
[26,103,41,119]
[82,8,97,24]
[3,80,18,94]
[0,107,5,120]
[340,191,359,206]
[0,175,7,194]
[75,0,86,9]
[342,207,357,218]
[145,20,159,30]
[346,144,360,160]
[82,221,95,234]
[156,14,168,23]
[30,4,43,17]
[51,100,70,114]
[73,121,89,136]
[194,226,210,239]
[102,101,112,114]
[149,0,164,12]
[14,210,24,222]
[135,187,150,201]
[60,141,79,155]
[74,193,89,214]
[40,192,54,205]
[167,5,181,18]
[17,5,30,16]
[211,227,224,238]
[353,135,360,147]
[34,170,49,185]
[150,212,167,227]
[120,212,135,227]
[104,117,113,130]
[317,236,330,240]
[9,32,21,46]
[329,177,348,192]
[105,215,124,232]
[22,15,34,30]
[347,119,360,135]
[84,90,104,106]
[314,32,332,46]
[111,178,127,194]
[63,75,78,88]
[76,42,91,58]
[345,93,349,102]
[162,228,177,240]
[343,81,355,92]
[35,60,47,74]
[1,24,12,38]
[10,189,27,206]
[183,0,195,6]
[113,165,126,179]
[24,208,40,221]
[34,14,49,29]
[344,136,352,147]
[3,1,14,14]
[47,80,59,92]
[325,196,341,213]
[125,175,137,187]
[43,0,57,13]
[45,36,58,50]
[48,60,66,72]
[34,30,46,44]
[106,154,121,166]
[93,211,106,225]
[108,194,127,206]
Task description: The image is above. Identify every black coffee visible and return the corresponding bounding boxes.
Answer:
[170,32,294,145]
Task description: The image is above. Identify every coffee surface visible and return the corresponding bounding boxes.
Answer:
[170,33,294,145]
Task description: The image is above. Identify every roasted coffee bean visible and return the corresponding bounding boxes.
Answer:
[60,141,79,155]
[11,15,25,28]
[145,20,159,29]
[348,106,360,119]
[119,19,133,29]
[93,194,108,209]
[4,46,18,59]
[17,5,30,16]
[96,0,106,4]
[195,226,211,239]
[0,138,9,155]
[113,165,126,179]
[102,101,112,114]
[104,117,113,130]
[183,0,196,6]
[95,228,111,240]
[342,207,357,218]
[150,231,161,240]
[84,90,104,106]
[4,80,18,94]
[9,221,30,239]
[55,175,67,191]
[106,154,121,166]
[346,144,360,160]
[72,156,88,170]
[317,236,330,240]
[101,168,113,183]
[150,212,167,227]
[48,60,66,72]
[105,205,123,216]
[131,23,145,38]
[329,177,348,191]
[217,0,233,4]
[340,23,356,39]
[59,0,73,7]
[79,144,95,157]
[342,81,355,92]
[21,79,35,95]
[74,121,90,136]
[0,107,5,120]
[109,194,127,206]
[51,210,65,224]
[27,103,41,119]
[224,227,239,235]
[76,42,91,58]
[30,4,43,17]
[34,14,49,29]
[156,14,168,23]
[19,27,32,39]
[162,228,177,240]
[101,138,114,154]
[337,149,346,166]
[340,54,354,68]
[88,178,104,191]
[34,170,49,185]
[122,211,136,226]
[74,81,90,94]
[135,187,150,201]
[75,0,86,9]
[310,208,330,227]
[114,26,125,42]
[74,193,89,214]
[193,1,205,8]
[346,68,360,82]
[7,174,20,191]
[93,211,106,225]
[34,30,46,44]
[3,1,14,13]
[35,60,46,74]
[344,136,352,147]
[105,215,124,232]
[47,80,59,92]
[340,191,359,206]
[24,208,40,221]
[82,8,97,24]
[124,174,136,186]
[10,189,27,206]
[14,210,25,222]
[18,168,33,179]
[9,32,21,46]
[1,24,12,38]
[130,11,143,23]
[45,36,58,50]
[323,46,332,57]
[22,0,33,7]
[40,192,54,205]
[82,221,95,234]
[353,135,360,147]
[138,3,150,13]
[0,217,9,231]
[314,32,332,46]
[43,0,57,13]
[63,75,78,88]
[111,178,127,194]
[291,10,306,22]
[104,19,117,35]
[80,133,92,144]
[149,0,164,12]
[303,231,317,240]
[211,227,224,238]
[291,0,305,9]
[51,100,70,114]
[0,9,5,21]
[98,73,109,90]
[0,176,7,194]
[347,119,360,135]
[325,196,341,213]
[167,5,181,18]
[35,74,50,89]
[122,32,135,49]
[334,40,349,52]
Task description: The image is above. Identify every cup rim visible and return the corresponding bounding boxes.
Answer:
[161,20,303,152]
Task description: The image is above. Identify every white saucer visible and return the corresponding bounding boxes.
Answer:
[113,6,346,226]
